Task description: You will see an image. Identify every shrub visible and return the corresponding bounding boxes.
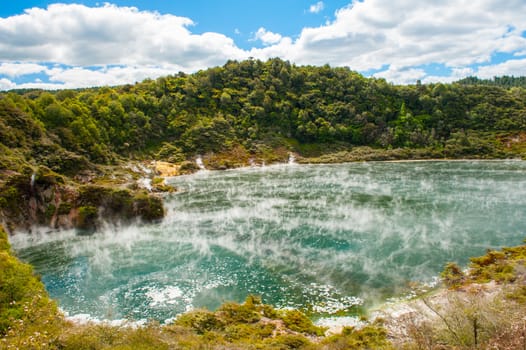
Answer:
[76,205,98,230]
[265,334,311,349]
[223,323,275,342]
[179,160,200,174]
[279,309,325,336]
[323,325,393,349]
[217,301,262,324]
[469,250,516,283]
[155,142,185,163]
[441,262,465,288]
[0,226,64,346]
[174,309,224,334]
[57,202,73,215]
[133,193,165,221]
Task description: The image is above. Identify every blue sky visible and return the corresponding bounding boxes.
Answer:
[0,1,525,89]
[0,1,351,50]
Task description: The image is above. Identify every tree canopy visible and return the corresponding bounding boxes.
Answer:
[1,58,525,172]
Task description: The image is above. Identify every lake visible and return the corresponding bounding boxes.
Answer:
[11,160,526,323]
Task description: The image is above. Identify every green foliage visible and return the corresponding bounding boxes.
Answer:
[441,262,465,288]
[34,166,65,186]
[322,325,393,349]
[265,334,311,349]
[174,309,225,334]
[217,301,262,324]
[3,59,526,176]
[442,241,526,286]
[223,322,275,342]
[77,186,165,225]
[76,205,98,230]
[58,323,170,350]
[0,225,64,346]
[203,144,251,170]
[58,202,73,215]
[45,203,57,220]
[155,142,185,163]
[279,309,325,336]
[0,227,9,251]
[179,160,200,174]
[457,75,526,88]
[506,284,526,304]
[132,193,165,221]
[444,131,499,158]
[0,186,19,209]
[168,297,327,348]
[468,249,517,283]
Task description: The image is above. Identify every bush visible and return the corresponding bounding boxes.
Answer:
[179,160,200,174]
[266,334,311,349]
[76,205,98,230]
[217,301,262,324]
[279,309,325,336]
[155,142,185,163]
[0,226,64,345]
[174,309,224,334]
[469,250,516,283]
[58,202,73,215]
[441,262,465,288]
[323,325,393,349]
[133,193,165,221]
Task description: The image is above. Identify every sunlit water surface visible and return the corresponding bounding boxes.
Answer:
[10,161,526,323]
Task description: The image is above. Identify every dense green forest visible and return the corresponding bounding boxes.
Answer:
[1,58,526,171]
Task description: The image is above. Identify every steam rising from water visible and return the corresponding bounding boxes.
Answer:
[11,161,526,322]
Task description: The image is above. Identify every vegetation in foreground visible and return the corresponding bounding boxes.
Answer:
[2,222,526,349]
[387,240,526,349]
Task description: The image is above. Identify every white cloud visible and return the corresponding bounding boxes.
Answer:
[0,63,185,90]
[72,65,180,86]
[309,1,325,14]
[373,66,426,85]
[475,58,526,78]
[253,27,283,45]
[0,78,15,90]
[0,63,48,77]
[47,65,181,89]
[0,3,246,70]
[255,0,526,77]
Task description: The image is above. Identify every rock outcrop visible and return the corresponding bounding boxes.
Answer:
[0,167,165,233]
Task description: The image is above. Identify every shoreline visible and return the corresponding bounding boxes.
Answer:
[12,158,522,332]
[5,158,525,347]
[156,156,524,179]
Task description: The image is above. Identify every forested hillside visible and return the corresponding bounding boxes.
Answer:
[1,58,526,231]
[2,58,526,168]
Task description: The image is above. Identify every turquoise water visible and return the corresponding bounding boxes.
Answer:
[11,160,526,322]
